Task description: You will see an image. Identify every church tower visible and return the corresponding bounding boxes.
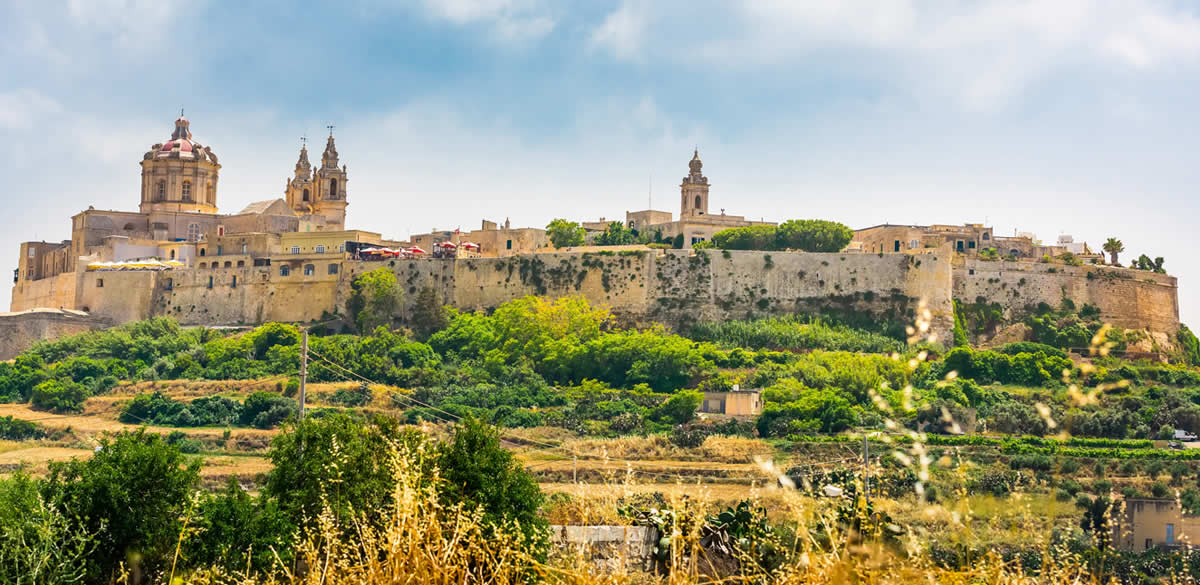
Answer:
[313,130,348,230]
[284,142,314,215]
[139,115,220,214]
[281,129,348,231]
[680,149,709,218]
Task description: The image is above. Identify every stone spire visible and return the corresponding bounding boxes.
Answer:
[322,126,339,168]
[294,144,312,178]
[685,149,705,184]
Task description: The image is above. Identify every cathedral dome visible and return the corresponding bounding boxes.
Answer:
[153,116,213,161]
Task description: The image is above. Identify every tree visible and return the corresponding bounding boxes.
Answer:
[595,221,636,246]
[348,267,403,332]
[0,473,96,585]
[184,477,294,576]
[776,219,854,252]
[653,389,704,425]
[264,413,424,529]
[437,417,548,559]
[42,429,202,581]
[30,379,87,413]
[1103,237,1124,266]
[545,218,585,248]
[711,225,778,250]
[410,286,449,340]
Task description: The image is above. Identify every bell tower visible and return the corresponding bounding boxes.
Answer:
[680,149,709,218]
[284,139,314,215]
[313,127,348,230]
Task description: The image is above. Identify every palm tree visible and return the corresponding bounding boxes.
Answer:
[1103,238,1124,266]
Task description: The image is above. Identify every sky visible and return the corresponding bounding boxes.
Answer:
[2,0,1199,324]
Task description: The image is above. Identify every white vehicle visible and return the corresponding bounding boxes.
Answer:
[1173,430,1198,442]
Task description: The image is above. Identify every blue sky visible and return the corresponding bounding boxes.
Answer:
[3,0,1199,324]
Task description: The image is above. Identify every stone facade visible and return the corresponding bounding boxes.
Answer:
[0,309,110,360]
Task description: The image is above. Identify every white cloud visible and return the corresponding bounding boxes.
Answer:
[590,0,648,59]
[590,0,1200,111]
[421,0,555,42]
[0,89,62,131]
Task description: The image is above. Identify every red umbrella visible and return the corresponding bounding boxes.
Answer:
[461,242,480,249]
[437,241,457,248]
[406,246,427,254]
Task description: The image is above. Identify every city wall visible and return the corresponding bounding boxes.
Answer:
[7,250,1183,353]
[954,258,1180,333]
[0,309,110,360]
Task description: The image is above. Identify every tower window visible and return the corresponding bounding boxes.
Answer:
[182,181,192,200]
[302,188,310,202]
[156,180,165,201]
[207,183,214,202]
[329,179,338,200]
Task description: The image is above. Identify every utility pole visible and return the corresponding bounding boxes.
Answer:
[862,433,870,505]
[573,455,578,484]
[298,330,308,420]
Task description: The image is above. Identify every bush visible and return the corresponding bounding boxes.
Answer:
[670,424,710,448]
[240,392,298,429]
[0,415,45,440]
[184,477,294,575]
[30,380,87,413]
[437,417,548,559]
[43,429,202,581]
[329,382,373,407]
[1151,482,1170,498]
[653,390,703,426]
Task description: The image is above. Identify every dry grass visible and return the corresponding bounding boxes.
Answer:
[557,435,774,464]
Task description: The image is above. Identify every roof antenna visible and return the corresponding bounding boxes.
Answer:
[179,106,184,117]
[300,133,307,147]
[327,124,335,137]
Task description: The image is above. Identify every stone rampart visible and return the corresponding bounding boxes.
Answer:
[954,259,1179,333]
[0,309,110,360]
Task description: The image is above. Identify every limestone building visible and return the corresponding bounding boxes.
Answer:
[10,115,374,314]
[852,223,1072,259]
[623,150,774,245]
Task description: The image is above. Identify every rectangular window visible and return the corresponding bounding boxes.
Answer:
[304,264,315,276]
[315,245,326,254]
[280,265,290,277]
[242,244,248,254]
[27,248,34,258]
[328,264,339,275]
[1168,524,1175,543]
[506,240,512,250]
[96,278,103,288]
[231,275,237,288]
[290,246,301,254]
[207,276,213,289]
[893,240,901,252]
[217,245,223,255]
[968,241,976,249]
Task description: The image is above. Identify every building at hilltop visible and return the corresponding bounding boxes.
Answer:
[5,117,1181,359]
[623,149,775,246]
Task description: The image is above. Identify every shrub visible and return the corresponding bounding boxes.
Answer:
[670,424,710,448]
[30,380,87,413]
[437,417,548,559]
[240,392,297,429]
[184,477,294,575]
[43,429,202,581]
[329,382,372,407]
[0,415,45,440]
[653,390,703,426]
[1151,482,1170,498]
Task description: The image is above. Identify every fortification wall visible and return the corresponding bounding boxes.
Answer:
[9,272,78,312]
[0,309,110,360]
[954,259,1179,333]
[336,250,955,339]
[154,266,342,326]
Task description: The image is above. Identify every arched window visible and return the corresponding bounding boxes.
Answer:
[329,179,338,200]
[187,223,201,242]
[206,182,214,203]
[123,223,135,231]
[304,264,315,276]
[199,248,206,257]
[982,233,990,241]
[155,180,166,201]
[199,262,206,269]
[302,188,310,202]
[236,260,245,268]
[169,250,175,260]
[280,265,291,277]
[694,195,701,210]
[181,181,192,201]
[224,261,232,268]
